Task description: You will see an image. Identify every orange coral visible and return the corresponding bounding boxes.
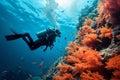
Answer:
[77,25,96,40]
[81,33,101,48]
[57,64,72,73]
[83,18,94,26]
[106,55,120,80]
[53,73,74,80]
[78,24,112,49]
[54,45,103,79]
[65,55,81,64]
[80,70,105,80]
[53,75,63,80]
[99,25,112,39]
[66,42,80,55]
[68,46,103,76]
[52,0,120,80]
[106,55,120,70]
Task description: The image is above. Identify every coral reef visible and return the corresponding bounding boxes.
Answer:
[103,0,120,24]
[45,0,120,80]
[106,55,120,80]
[80,70,105,80]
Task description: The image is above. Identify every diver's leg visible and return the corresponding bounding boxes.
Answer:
[22,34,43,50]
[5,32,33,41]
[22,37,34,50]
[22,33,36,50]
[5,34,25,40]
[24,33,33,43]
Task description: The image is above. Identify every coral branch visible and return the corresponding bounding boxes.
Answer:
[80,70,105,80]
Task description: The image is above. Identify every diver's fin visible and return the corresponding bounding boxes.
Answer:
[5,34,24,40]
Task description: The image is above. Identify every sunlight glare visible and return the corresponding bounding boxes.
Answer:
[55,0,73,9]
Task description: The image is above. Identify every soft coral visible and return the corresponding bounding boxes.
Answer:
[99,25,112,39]
[53,73,74,80]
[106,54,120,80]
[103,0,120,24]
[80,70,105,80]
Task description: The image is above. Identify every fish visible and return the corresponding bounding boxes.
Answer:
[39,61,43,68]
[28,73,33,79]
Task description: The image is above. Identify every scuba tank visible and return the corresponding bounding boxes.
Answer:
[36,28,54,39]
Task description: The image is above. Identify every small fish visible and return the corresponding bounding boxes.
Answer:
[39,61,43,68]
[28,74,33,79]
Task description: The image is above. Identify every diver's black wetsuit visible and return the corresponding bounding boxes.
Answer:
[5,29,61,51]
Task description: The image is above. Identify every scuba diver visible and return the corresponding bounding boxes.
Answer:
[5,28,61,51]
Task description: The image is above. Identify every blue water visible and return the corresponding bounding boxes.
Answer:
[0,0,96,79]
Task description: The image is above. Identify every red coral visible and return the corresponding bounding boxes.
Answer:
[103,0,120,24]
[103,0,120,14]
[111,70,120,80]
[80,70,105,80]
[106,55,120,80]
